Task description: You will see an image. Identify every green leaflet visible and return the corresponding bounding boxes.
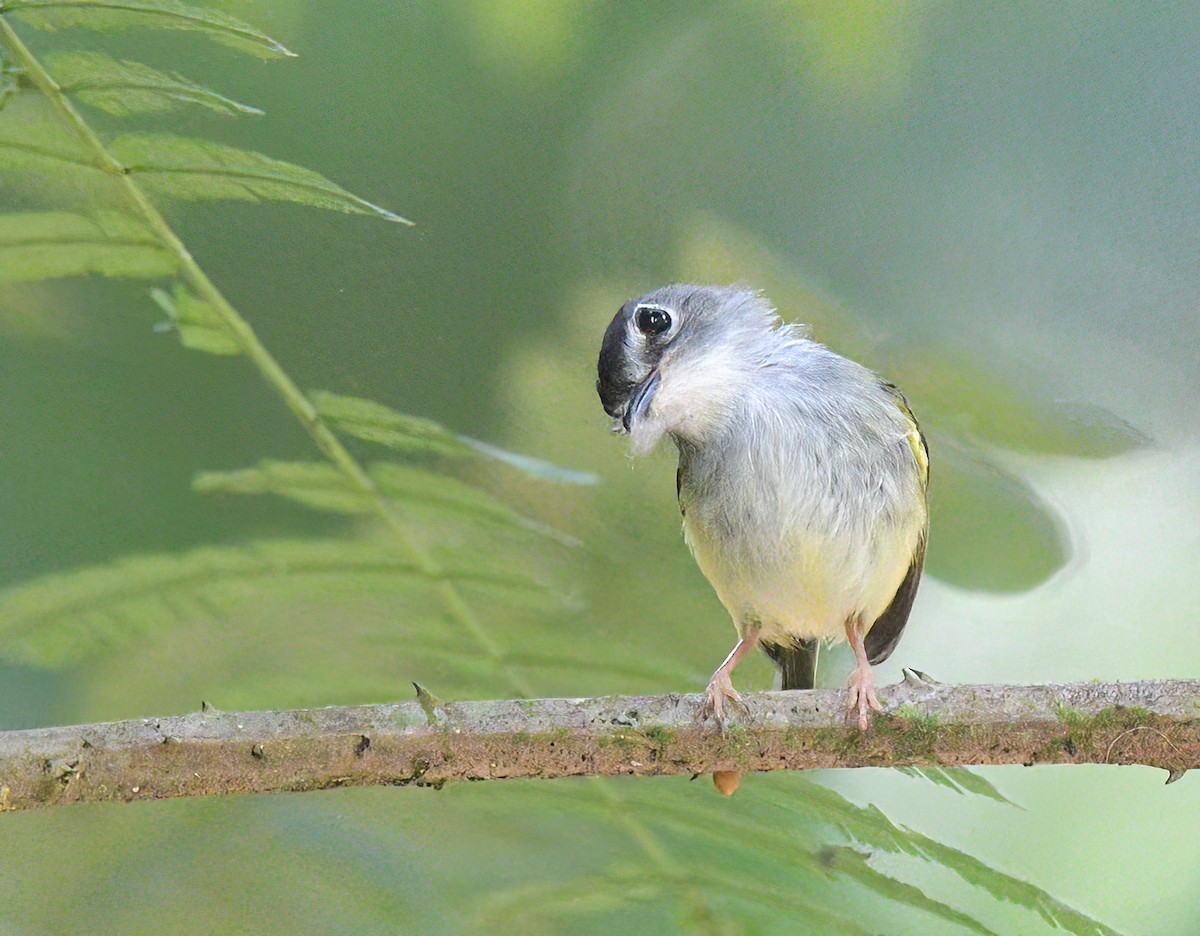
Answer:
[0,109,100,171]
[819,847,994,936]
[0,210,174,282]
[311,390,474,460]
[194,461,373,515]
[313,390,598,484]
[47,51,264,116]
[3,0,295,59]
[109,134,412,223]
[149,284,241,355]
[897,765,1019,806]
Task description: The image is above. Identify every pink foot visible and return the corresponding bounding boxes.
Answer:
[846,664,883,731]
[701,668,745,727]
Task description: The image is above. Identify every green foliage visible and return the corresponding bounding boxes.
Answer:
[149,283,240,354]
[315,389,598,484]
[0,5,1124,935]
[47,50,264,116]
[0,209,173,282]
[312,390,475,460]
[897,766,1018,806]
[3,0,295,58]
[110,134,411,222]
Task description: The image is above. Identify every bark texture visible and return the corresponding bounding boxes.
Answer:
[2,679,1197,811]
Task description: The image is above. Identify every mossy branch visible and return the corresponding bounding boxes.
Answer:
[2,679,1196,812]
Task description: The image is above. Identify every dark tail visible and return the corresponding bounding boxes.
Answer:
[761,638,820,690]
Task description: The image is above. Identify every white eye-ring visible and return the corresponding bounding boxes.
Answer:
[634,304,671,336]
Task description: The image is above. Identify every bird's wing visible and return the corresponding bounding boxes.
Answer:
[864,382,930,665]
[864,535,926,664]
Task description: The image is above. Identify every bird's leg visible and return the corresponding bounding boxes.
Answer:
[701,631,759,726]
[844,617,882,731]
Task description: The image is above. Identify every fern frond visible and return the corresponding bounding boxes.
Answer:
[192,459,573,545]
[47,51,263,116]
[765,780,1120,936]
[3,0,295,58]
[0,538,555,668]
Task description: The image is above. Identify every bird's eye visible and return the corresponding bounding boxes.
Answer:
[635,305,671,336]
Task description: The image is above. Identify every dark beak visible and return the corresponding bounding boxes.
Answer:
[623,369,660,432]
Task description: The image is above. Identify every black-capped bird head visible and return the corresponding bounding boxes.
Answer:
[596,284,779,453]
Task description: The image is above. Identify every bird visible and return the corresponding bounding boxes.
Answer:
[596,284,928,734]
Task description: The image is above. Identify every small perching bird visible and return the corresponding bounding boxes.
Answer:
[597,285,928,731]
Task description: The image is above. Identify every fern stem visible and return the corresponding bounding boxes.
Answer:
[0,16,529,696]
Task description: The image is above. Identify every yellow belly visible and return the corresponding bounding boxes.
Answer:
[683,514,921,644]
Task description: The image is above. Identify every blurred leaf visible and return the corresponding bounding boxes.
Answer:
[897,766,1018,807]
[7,0,296,59]
[194,461,372,514]
[907,358,1151,459]
[371,460,579,545]
[312,390,473,459]
[0,210,174,283]
[0,45,19,106]
[149,283,242,355]
[48,51,264,116]
[927,439,1069,592]
[193,459,574,545]
[314,390,597,484]
[774,779,1122,935]
[109,134,412,223]
[0,109,99,171]
[823,846,994,935]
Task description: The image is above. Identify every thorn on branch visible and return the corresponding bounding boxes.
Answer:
[413,682,444,726]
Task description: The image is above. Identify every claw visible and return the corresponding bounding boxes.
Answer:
[700,669,746,729]
[846,663,883,731]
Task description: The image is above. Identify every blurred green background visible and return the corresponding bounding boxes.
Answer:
[2,1,1199,933]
